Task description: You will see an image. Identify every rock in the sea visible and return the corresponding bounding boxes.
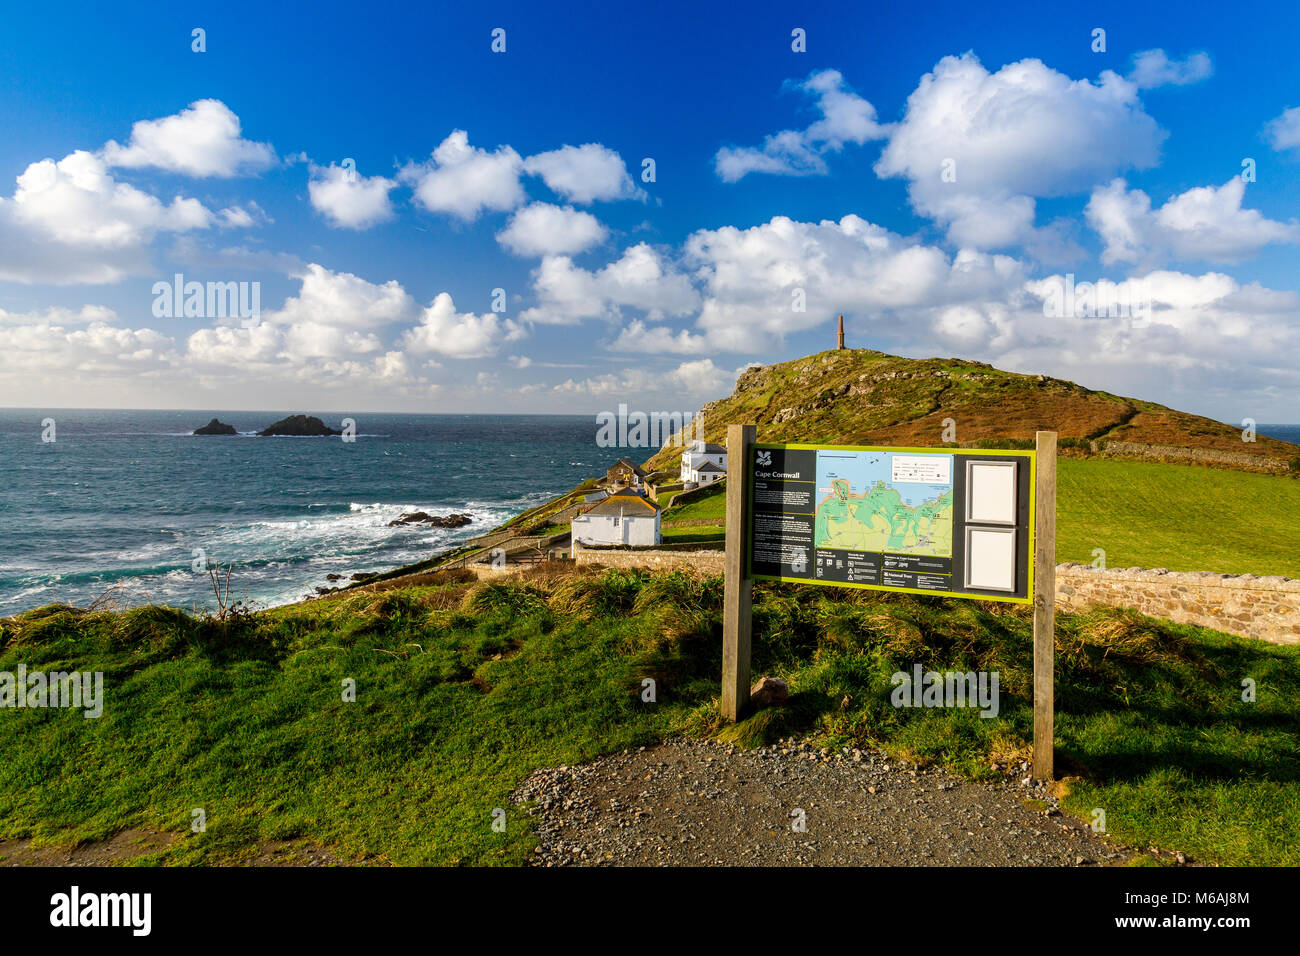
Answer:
[258,414,342,437]
[194,417,237,436]
[387,512,473,528]
[749,676,789,710]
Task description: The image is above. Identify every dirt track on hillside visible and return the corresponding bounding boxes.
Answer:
[512,738,1150,867]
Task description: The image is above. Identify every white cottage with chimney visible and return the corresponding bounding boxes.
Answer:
[571,491,661,546]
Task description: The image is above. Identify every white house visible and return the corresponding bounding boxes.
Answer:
[680,440,727,485]
[571,491,661,546]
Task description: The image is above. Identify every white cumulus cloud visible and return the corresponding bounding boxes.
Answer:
[268,263,417,331]
[715,69,889,182]
[497,202,607,256]
[308,163,396,229]
[0,149,223,284]
[523,144,641,203]
[520,243,700,325]
[399,130,525,221]
[102,99,276,177]
[1265,106,1300,153]
[874,53,1165,250]
[552,358,732,399]
[1087,177,1299,265]
[402,293,525,359]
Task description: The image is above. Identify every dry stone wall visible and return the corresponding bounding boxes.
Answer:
[1055,563,1298,645]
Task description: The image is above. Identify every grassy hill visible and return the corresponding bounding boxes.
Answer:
[636,347,1300,577]
[645,348,1300,473]
[3,568,1297,866]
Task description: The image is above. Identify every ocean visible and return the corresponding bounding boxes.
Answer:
[0,410,607,616]
[1260,424,1300,446]
[2,413,1296,618]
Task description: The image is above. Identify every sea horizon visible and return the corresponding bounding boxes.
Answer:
[5,406,1297,437]
[5,408,1297,619]
[0,410,610,617]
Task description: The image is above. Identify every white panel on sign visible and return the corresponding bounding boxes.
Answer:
[966,460,1017,525]
[965,527,1017,592]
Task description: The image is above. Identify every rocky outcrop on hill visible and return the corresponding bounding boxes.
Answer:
[193,418,237,435]
[387,512,473,528]
[258,415,341,437]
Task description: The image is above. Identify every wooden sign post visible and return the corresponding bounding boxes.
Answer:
[1031,431,1057,781]
[721,423,755,722]
[719,426,1056,782]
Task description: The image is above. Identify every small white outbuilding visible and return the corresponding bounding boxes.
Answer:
[571,491,661,546]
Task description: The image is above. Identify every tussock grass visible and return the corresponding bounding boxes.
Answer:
[1,567,1295,865]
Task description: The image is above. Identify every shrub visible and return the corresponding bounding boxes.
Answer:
[460,581,547,616]
[549,568,646,617]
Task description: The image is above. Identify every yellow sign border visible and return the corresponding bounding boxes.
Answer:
[748,442,1037,605]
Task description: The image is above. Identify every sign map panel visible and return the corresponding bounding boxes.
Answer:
[748,443,1034,603]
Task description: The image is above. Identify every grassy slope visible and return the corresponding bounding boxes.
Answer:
[660,484,727,544]
[2,568,1297,866]
[662,485,725,523]
[1057,459,1300,576]
[0,576,710,865]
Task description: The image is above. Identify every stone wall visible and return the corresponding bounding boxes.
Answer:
[1055,563,1299,645]
[1099,440,1288,474]
[573,542,726,575]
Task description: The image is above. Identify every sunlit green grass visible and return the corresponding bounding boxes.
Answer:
[2,568,1296,866]
[662,484,726,523]
[0,580,713,865]
[660,524,725,543]
[1057,459,1300,576]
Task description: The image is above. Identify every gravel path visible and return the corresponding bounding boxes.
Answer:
[511,738,1135,867]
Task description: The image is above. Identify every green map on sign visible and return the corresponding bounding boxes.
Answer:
[814,453,954,557]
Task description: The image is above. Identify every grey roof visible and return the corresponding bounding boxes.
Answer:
[690,442,727,454]
[694,461,725,473]
[609,457,648,476]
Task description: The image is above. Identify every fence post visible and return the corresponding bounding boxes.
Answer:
[721,424,755,722]
[1032,431,1057,781]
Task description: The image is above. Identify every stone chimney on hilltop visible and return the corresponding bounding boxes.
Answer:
[836,314,845,350]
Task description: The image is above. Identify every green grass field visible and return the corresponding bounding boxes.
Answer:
[1057,459,1300,576]
[660,525,725,544]
[661,485,726,523]
[659,460,1300,577]
[2,568,1297,866]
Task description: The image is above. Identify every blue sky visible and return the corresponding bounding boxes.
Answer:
[1,0,1298,421]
